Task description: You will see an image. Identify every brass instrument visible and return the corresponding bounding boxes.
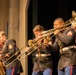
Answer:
[28,39,37,48]
[28,35,52,47]
[3,46,25,67]
[42,19,71,36]
[0,60,5,75]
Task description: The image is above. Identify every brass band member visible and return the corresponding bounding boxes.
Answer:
[49,18,76,75]
[26,25,53,75]
[0,31,23,75]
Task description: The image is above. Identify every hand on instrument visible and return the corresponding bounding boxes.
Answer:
[5,54,9,57]
[25,46,31,53]
[14,52,19,56]
[54,29,60,35]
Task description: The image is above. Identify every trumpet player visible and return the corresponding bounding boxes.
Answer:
[49,17,76,75]
[26,25,54,75]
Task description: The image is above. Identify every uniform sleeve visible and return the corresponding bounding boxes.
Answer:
[56,28,75,45]
[15,46,20,56]
[7,40,16,56]
[47,38,59,53]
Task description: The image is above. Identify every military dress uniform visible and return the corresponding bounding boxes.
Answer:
[1,39,22,75]
[50,27,76,75]
[31,44,53,75]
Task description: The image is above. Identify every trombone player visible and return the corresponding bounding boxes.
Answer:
[0,31,23,75]
[26,25,54,75]
[49,17,76,75]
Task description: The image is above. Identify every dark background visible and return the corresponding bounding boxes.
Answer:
[28,0,76,75]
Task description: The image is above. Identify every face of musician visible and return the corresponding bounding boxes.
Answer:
[53,18,64,28]
[53,18,65,35]
[33,25,44,37]
[0,31,6,44]
[34,31,42,37]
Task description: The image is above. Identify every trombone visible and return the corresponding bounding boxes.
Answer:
[41,18,72,36]
[2,46,26,67]
[3,42,43,67]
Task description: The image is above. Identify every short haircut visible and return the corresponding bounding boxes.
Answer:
[54,18,64,23]
[53,18,65,27]
[33,25,44,32]
[0,31,6,36]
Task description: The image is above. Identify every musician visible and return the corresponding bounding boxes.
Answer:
[49,18,76,75]
[0,31,23,75]
[26,25,53,75]
[11,39,23,75]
